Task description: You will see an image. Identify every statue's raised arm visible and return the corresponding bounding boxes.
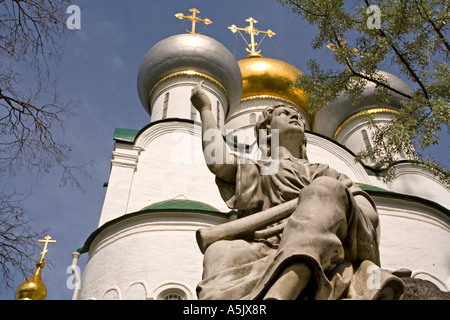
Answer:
[190,81,237,183]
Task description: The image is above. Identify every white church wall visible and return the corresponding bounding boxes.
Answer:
[127,121,229,214]
[386,163,450,210]
[225,112,260,144]
[305,133,371,184]
[150,75,227,133]
[98,120,231,227]
[78,211,229,300]
[335,113,397,158]
[374,196,450,291]
[98,143,141,227]
[151,85,196,121]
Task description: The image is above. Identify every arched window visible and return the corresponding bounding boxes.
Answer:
[155,286,189,300]
[162,293,184,300]
[249,113,256,124]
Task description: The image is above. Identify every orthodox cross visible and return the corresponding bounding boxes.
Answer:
[326,38,360,69]
[37,235,56,263]
[229,17,276,57]
[175,8,213,34]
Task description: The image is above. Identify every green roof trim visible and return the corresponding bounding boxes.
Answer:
[112,119,201,144]
[357,183,390,193]
[76,186,449,255]
[140,199,221,213]
[76,199,229,254]
[114,128,140,143]
[358,183,449,216]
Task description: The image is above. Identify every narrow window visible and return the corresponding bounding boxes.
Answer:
[191,104,197,121]
[361,129,372,151]
[216,101,220,126]
[249,113,256,124]
[162,92,169,119]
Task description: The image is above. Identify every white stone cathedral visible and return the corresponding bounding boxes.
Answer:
[72,16,450,300]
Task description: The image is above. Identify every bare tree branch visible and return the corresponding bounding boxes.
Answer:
[0,0,91,287]
[0,191,47,288]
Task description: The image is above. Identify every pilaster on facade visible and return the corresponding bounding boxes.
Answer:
[111,143,142,170]
[98,144,143,227]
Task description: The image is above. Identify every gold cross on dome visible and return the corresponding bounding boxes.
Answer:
[326,38,360,69]
[175,8,213,34]
[229,17,276,57]
[37,235,56,263]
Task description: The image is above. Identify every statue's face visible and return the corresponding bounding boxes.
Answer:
[269,106,305,136]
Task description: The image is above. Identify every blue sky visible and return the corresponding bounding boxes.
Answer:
[1,0,448,300]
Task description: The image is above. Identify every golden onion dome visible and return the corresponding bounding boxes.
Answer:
[15,262,47,300]
[238,55,308,116]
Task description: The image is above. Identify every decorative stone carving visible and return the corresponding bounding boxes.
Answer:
[191,82,405,300]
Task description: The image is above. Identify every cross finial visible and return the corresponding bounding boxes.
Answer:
[326,38,360,69]
[229,17,276,57]
[175,8,213,34]
[37,235,56,263]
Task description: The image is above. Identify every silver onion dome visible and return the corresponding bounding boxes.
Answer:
[314,70,412,138]
[137,34,242,116]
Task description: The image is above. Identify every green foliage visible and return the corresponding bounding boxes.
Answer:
[280,0,449,187]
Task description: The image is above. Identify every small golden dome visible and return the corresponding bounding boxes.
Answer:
[238,55,308,115]
[15,262,47,300]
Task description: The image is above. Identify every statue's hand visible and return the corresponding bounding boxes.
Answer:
[191,81,212,113]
